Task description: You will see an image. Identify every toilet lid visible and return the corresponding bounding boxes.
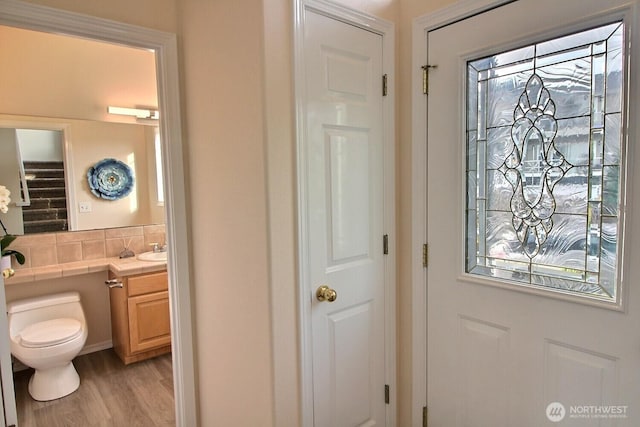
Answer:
[19,318,83,348]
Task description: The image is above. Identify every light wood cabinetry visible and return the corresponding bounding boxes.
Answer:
[108,270,171,364]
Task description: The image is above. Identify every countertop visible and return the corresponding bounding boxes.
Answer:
[4,256,167,285]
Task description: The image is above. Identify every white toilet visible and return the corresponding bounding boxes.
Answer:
[7,291,88,401]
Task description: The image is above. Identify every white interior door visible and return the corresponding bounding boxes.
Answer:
[427,0,640,425]
[302,9,387,427]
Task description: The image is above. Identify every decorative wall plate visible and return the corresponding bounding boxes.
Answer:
[87,158,134,200]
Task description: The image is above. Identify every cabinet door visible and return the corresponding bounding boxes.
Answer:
[127,291,171,353]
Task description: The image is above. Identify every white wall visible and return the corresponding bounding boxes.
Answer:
[145,126,165,225]
[0,128,24,235]
[16,129,63,162]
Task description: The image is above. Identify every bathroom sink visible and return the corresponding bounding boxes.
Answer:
[137,251,167,262]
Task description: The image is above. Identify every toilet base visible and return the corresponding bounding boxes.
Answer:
[28,362,80,401]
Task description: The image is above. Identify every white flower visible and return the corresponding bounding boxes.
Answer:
[0,185,11,214]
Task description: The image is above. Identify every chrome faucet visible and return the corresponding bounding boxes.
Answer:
[150,242,167,253]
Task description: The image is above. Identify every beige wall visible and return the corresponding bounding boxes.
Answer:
[70,120,152,230]
[0,26,163,230]
[22,0,177,34]
[0,25,157,125]
[3,0,465,425]
[5,272,113,350]
[0,115,158,231]
[178,0,274,425]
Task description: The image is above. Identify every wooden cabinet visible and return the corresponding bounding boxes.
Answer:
[108,271,171,364]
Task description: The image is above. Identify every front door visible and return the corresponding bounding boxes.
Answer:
[427,0,640,425]
[301,8,388,427]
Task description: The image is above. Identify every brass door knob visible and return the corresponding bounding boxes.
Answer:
[316,285,337,302]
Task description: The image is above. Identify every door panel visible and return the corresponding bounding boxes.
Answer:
[457,317,510,427]
[327,129,371,264]
[329,302,375,425]
[543,340,618,410]
[427,0,640,425]
[304,10,386,427]
[128,291,171,353]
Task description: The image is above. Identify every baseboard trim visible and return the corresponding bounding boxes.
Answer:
[79,340,113,356]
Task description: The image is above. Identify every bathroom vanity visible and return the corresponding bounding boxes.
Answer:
[107,270,171,365]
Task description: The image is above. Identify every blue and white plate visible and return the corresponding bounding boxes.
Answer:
[87,158,134,200]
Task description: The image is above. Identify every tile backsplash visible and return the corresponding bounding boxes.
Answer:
[10,225,166,270]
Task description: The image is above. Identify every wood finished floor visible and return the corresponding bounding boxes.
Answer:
[13,349,175,427]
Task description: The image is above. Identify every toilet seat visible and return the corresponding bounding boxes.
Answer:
[18,318,83,348]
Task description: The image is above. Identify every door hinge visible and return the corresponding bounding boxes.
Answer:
[422,243,428,268]
[384,384,390,404]
[422,65,437,95]
[382,74,388,96]
[423,406,428,427]
[383,234,389,255]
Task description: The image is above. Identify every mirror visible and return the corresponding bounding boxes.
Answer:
[0,25,164,235]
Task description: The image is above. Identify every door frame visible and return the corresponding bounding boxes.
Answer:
[410,1,516,426]
[293,0,396,425]
[0,1,198,425]
[0,120,77,232]
[0,274,17,426]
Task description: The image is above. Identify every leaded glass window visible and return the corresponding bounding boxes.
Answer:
[465,22,625,302]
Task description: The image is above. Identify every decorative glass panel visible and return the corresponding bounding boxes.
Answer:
[465,22,625,302]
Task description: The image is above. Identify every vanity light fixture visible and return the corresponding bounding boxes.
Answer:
[107,106,159,120]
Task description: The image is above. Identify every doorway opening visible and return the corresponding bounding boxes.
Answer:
[0,2,196,425]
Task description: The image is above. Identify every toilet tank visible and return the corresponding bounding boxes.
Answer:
[7,292,86,338]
